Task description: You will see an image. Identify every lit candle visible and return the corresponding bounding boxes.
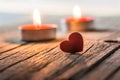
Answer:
[19,9,57,41]
[64,5,94,31]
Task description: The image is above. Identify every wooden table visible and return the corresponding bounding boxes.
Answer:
[0,16,120,80]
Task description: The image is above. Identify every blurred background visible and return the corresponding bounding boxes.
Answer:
[0,0,120,31]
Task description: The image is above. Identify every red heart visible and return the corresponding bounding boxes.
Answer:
[60,32,83,53]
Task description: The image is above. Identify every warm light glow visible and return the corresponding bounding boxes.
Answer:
[33,9,41,26]
[73,5,81,19]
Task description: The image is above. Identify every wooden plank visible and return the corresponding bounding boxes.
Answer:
[0,44,24,53]
[0,45,60,80]
[81,31,113,41]
[0,31,26,53]
[0,31,119,80]
[78,48,120,80]
[31,43,120,80]
[0,32,118,80]
[0,39,93,80]
[0,44,56,80]
[0,49,63,80]
[56,45,118,80]
[0,41,21,52]
[100,31,120,41]
[0,42,10,48]
[109,68,120,80]
[0,42,57,71]
[0,43,34,60]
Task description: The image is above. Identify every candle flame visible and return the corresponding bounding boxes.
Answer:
[73,5,81,19]
[33,9,41,26]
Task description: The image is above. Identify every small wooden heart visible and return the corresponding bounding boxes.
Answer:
[60,32,83,53]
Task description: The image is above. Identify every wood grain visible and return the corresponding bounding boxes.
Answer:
[0,30,120,80]
[0,43,58,80]
[109,68,120,80]
[1,39,91,80]
[51,43,119,80]
[79,48,120,80]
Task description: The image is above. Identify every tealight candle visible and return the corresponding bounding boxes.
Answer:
[19,9,57,41]
[62,5,94,31]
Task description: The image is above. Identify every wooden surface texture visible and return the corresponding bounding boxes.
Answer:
[0,16,120,80]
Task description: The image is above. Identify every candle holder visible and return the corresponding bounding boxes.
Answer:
[62,17,94,32]
[19,24,57,41]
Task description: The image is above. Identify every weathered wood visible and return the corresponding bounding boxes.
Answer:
[0,16,120,80]
[0,31,26,53]
[109,68,120,80]
[0,43,33,60]
[31,43,119,80]
[0,43,58,80]
[0,42,57,71]
[100,31,120,41]
[31,31,120,80]
[0,44,24,53]
[81,31,113,41]
[79,48,120,80]
[0,39,93,80]
[0,30,119,80]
